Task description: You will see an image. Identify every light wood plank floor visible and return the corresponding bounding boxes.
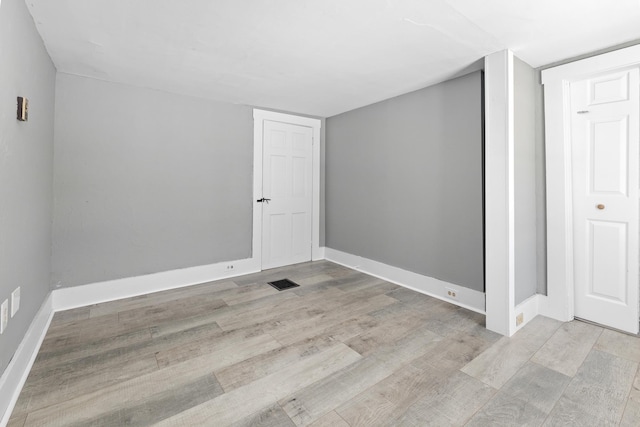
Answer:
[7,261,640,426]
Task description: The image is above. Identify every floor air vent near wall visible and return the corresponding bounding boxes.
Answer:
[268,279,300,291]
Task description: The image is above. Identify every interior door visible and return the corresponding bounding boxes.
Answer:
[260,120,313,270]
[570,68,640,334]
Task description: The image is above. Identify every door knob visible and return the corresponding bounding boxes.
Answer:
[257,198,271,203]
[596,204,605,210]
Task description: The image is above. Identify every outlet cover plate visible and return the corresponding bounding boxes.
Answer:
[0,299,8,334]
[11,286,20,317]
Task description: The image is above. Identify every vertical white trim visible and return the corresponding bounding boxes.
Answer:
[541,44,640,324]
[485,50,517,336]
[252,109,322,269]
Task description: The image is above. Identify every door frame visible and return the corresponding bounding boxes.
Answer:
[252,109,322,269]
[541,44,640,324]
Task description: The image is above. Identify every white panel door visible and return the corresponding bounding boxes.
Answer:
[261,120,313,269]
[571,68,640,334]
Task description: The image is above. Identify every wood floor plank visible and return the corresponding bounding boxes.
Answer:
[33,328,153,370]
[154,343,362,426]
[465,392,547,427]
[22,321,228,412]
[230,404,295,427]
[214,287,344,331]
[148,291,299,338]
[544,349,637,425]
[594,328,640,363]
[410,330,494,373]
[116,293,227,327]
[20,354,159,414]
[461,316,563,389]
[498,361,571,414]
[279,326,442,426]
[87,280,238,318]
[63,374,224,427]
[396,371,496,426]
[215,315,377,392]
[49,307,90,327]
[620,368,640,427]
[23,331,281,426]
[155,328,279,368]
[335,364,450,427]
[6,412,26,427]
[531,320,603,377]
[268,294,396,346]
[307,411,350,427]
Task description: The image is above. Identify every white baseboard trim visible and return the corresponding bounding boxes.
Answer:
[0,293,54,427]
[324,247,486,314]
[312,246,326,261]
[52,257,261,311]
[513,294,542,334]
[537,294,573,323]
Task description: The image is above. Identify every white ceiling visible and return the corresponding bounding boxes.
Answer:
[26,0,640,117]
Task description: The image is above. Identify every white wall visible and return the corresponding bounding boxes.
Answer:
[0,0,56,376]
[52,74,254,288]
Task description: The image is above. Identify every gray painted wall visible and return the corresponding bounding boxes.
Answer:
[513,57,538,305]
[326,72,484,292]
[0,0,56,375]
[52,74,254,288]
[534,72,547,296]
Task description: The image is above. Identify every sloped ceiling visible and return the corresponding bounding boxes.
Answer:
[26,0,640,117]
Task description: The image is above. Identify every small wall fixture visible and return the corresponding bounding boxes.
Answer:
[17,97,28,121]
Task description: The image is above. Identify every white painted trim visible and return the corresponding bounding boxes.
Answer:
[542,44,640,84]
[52,257,260,312]
[541,44,640,325]
[484,50,517,336]
[314,246,326,261]
[513,294,541,334]
[324,247,486,314]
[0,293,54,427]
[252,109,322,269]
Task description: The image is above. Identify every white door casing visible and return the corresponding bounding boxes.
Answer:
[570,69,639,333]
[252,109,321,270]
[261,120,313,269]
[542,44,640,334]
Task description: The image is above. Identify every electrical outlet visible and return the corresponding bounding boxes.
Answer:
[11,286,20,317]
[445,288,458,299]
[0,299,8,334]
[516,313,524,326]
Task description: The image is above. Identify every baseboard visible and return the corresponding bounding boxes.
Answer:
[324,247,486,314]
[537,294,572,323]
[312,246,326,261]
[0,293,54,427]
[52,257,261,311]
[513,294,542,334]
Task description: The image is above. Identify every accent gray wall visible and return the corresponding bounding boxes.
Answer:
[52,74,253,288]
[534,71,547,296]
[325,72,484,292]
[513,57,538,305]
[0,0,56,376]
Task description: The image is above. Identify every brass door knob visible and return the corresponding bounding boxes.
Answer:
[597,204,605,210]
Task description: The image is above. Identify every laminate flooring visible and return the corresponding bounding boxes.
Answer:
[7,261,640,426]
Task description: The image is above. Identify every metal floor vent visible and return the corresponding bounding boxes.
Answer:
[268,279,300,291]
